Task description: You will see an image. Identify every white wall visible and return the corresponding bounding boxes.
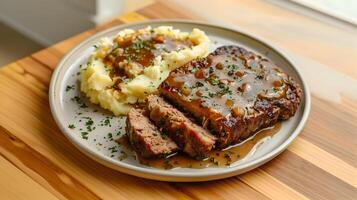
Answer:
[0,0,123,45]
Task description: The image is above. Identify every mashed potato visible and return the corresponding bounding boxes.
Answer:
[80,26,210,115]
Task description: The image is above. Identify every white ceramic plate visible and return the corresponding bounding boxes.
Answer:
[49,20,310,182]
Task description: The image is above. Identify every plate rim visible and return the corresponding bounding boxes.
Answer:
[49,19,311,182]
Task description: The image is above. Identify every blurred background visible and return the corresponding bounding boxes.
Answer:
[0,0,356,66]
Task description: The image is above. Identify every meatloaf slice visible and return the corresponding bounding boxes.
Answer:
[126,108,178,158]
[160,45,302,148]
[146,95,216,159]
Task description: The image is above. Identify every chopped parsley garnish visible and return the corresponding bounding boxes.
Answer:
[195,81,204,87]
[65,85,75,92]
[209,67,214,74]
[104,65,111,72]
[104,118,111,127]
[148,82,155,88]
[86,60,92,67]
[255,74,264,80]
[158,117,165,126]
[71,96,80,102]
[80,103,88,108]
[85,118,94,126]
[68,124,75,129]
[227,64,238,70]
[227,70,234,76]
[132,38,150,50]
[219,85,232,95]
[207,76,219,85]
[81,117,94,132]
[190,67,199,73]
[115,130,122,136]
[108,132,113,141]
[81,132,89,140]
[71,96,87,108]
[211,79,220,85]
[108,146,118,153]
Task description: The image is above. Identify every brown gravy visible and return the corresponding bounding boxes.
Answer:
[104,32,193,80]
[118,123,281,169]
[165,49,289,118]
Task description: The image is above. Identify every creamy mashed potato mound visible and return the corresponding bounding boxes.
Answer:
[80,26,210,115]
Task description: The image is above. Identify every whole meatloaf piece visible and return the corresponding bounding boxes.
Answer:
[146,95,216,159]
[160,45,302,148]
[126,108,178,158]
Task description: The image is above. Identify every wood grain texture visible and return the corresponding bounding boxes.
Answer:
[0,1,356,200]
[0,156,58,200]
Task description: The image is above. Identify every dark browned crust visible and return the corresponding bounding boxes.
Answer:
[160,45,302,148]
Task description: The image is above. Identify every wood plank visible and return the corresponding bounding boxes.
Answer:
[16,57,52,86]
[137,2,190,19]
[239,168,309,200]
[0,125,101,200]
[0,156,59,200]
[262,151,357,200]
[172,178,270,200]
[300,97,357,167]
[289,137,357,188]
[118,12,150,23]
[31,48,63,70]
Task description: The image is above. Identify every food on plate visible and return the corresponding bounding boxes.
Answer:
[80,26,210,115]
[126,45,302,160]
[126,108,179,158]
[160,45,302,149]
[146,95,216,158]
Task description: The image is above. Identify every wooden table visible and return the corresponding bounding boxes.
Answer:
[0,1,356,199]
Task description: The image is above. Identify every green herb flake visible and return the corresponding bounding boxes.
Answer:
[190,67,199,73]
[104,118,111,127]
[81,132,89,140]
[65,85,75,92]
[108,132,113,141]
[148,82,155,88]
[68,124,75,129]
[195,81,204,87]
[108,146,118,153]
[255,74,264,80]
[209,67,214,74]
[158,117,165,126]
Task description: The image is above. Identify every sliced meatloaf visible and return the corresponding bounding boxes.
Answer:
[146,95,216,159]
[126,108,178,158]
[160,45,302,148]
